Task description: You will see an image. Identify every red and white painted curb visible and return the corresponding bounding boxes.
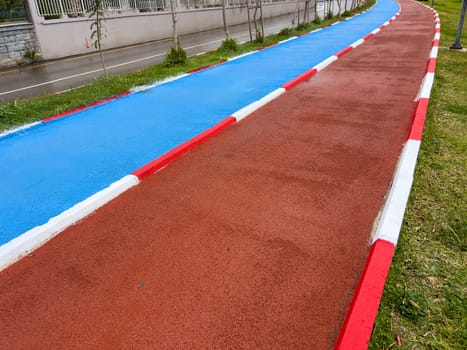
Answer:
[334,5,440,349]
[0,7,401,271]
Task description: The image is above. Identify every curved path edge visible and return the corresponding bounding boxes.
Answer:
[0,1,400,272]
[334,3,440,348]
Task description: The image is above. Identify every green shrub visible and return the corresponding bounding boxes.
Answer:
[342,10,352,17]
[165,45,188,67]
[278,27,292,36]
[313,16,322,24]
[218,38,238,53]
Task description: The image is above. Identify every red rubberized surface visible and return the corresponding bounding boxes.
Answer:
[335,46,353,58]
[426,57,437,73]
[334,240,395,350]
[132,116,236,180]
[408,97,430,141]
[282,68,318,90]
[0,1,435,349]
[42,92,130,123]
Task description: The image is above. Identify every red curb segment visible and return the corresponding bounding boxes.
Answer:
[432,39,440,46]
[363,33,374,41]
[258,43,279,50]
[334,240,395,350]
[282,68,318,90]
[408,97,429,141]
[132,116,236,180]
[187,60,228,74]
[336,46,353,58]
[426,57,437,73]
[380,24,386,29]
[42,92,130,123]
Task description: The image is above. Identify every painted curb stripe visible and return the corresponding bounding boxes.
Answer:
[187,59,228,74]
[334,239,395,349]
[0,121,42,140]
[232,88,286,121]
[42,92,130,123]
[315,55,338,71]
[363,33,374,40]
[418,72,435,99]
[408,98,429,141]
[282,68,318,90]
[130,73,190,93]
[132,117,236,180]
[350,38,365,48]
[0,175,139,271]
[371,139,421,245]
[426,57,437,73]
[336,46,353,58]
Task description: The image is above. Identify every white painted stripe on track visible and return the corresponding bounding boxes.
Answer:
[350,38,365,48]
[130,73,190,93]
[371,28,381,35]
[0,121,42,139]
[430,46,439,58]
[314,55,338,71]
[232,88,286,121]
[371,140,421,245]
[0,175,140,271]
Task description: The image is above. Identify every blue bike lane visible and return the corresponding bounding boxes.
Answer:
[0,0,399,246]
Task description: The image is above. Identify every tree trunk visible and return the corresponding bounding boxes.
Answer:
[259,0,265,40]
[253,0,260,40]
[222,0,231,40]
[303,0,310,23]
[246,0,253,42]
[170,0,178,48]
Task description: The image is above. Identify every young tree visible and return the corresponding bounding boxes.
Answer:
[89,0,107,75]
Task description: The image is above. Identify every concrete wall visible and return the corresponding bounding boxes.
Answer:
[28,2,298,60]
[0,22,39,66]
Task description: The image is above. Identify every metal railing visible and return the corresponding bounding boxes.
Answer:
[35,0,287,19]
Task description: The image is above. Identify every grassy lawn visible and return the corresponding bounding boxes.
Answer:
[0,1,375,132]
[369,0,466,349]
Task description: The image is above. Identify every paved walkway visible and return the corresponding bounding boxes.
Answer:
[0,0,435,348]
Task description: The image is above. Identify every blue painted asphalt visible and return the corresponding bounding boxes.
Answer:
[0,0,399,246]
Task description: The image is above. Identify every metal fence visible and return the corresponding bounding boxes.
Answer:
[35,0,286,19]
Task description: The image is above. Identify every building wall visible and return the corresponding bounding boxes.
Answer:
[27,2,299,60]
[0,22,38,66]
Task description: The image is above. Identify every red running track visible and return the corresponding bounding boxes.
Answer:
[0,1,435,348]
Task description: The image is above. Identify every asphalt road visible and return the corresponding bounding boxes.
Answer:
[0,13,300,101]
